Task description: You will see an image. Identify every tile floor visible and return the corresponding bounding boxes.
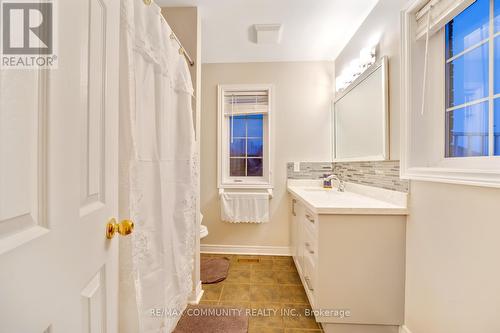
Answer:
[200,253,324,333]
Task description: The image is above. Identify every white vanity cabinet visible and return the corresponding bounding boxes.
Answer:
[291,199,317,295]
[288,183,407,333]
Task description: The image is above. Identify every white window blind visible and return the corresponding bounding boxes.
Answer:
[415,0,476,39]
[224,91,269,115]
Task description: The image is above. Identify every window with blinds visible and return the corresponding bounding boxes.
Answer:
[218,85,273,188]
[414,0,499,158]
[401,0,500,185]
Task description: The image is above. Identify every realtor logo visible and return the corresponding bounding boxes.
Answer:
[1,0,57,68]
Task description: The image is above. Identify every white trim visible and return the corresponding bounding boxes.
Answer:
[400,0,500,188]
[188,281,204,305]
[400,0,415,179]
[399,325,413,333]
[217,84,274,189]
[402,166,500,187]
[200,244,292,256]
[332,155,388,163]
[218,187,273,198]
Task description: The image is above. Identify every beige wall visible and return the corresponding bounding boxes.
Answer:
[335,1,500,332]
[201,62,333,248]
[405,181,500,333]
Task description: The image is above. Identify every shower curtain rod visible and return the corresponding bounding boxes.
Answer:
[169,31,195,67]
[143,0,195,67]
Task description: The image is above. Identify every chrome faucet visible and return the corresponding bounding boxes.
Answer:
[323,174,345,192]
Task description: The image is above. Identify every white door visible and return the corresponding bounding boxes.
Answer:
[0,0,122,332]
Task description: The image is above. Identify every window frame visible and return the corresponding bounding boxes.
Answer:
[217,84,274,189]
[401,0,500,188]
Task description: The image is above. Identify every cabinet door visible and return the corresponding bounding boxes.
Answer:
[290,198,298,258]
[295,201,306,273]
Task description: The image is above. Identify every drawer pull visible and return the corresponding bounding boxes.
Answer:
[305,214,315,224]
[292,199,297,216]
[304,276,314,291]
[305,242,315,254]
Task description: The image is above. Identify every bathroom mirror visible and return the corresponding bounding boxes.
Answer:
[333,56,389,162]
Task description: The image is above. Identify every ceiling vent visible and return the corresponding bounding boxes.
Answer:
[254,24,283,44]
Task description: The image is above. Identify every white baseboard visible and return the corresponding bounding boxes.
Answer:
[200,244,291,256]
[399,325,412,333]
[188,280,204,305]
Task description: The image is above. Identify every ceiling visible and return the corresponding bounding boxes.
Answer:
[156,0,379,64]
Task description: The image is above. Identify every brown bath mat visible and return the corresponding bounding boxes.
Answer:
[200,257,230,284]
[173,305,248,333]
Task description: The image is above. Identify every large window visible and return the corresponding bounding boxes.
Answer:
[401,0,500,187]
[445,0,500,157]
[218,85,272,188]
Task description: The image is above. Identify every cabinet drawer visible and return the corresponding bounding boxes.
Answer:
[302,225,317,306]
[303,209,317,234]
[303,250,316,299]
[302,223,317,258]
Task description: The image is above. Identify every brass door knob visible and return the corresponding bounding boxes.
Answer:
[106,218,134,239]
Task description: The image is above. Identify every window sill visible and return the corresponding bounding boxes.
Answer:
[218,183,273,190]
[401,166,500,188]
[218,186,274,198]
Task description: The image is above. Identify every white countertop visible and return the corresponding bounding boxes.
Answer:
[287,179,408,215]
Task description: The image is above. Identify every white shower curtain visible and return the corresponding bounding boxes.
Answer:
[118,0,197,332]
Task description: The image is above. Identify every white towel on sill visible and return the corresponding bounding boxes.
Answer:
[220,192,270,223]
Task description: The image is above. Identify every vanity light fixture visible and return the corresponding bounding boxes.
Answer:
[335,44,377,93]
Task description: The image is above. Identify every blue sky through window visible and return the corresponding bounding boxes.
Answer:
[494,100,500,155]
[229,114,264,176]
[446,102,489,157]
[446,43,488,108]
[494,37,500,94]
[445,0,500,157]
[446,0,489,59]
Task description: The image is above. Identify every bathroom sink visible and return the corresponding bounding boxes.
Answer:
[288,180,408,215]
[303,188,341,193]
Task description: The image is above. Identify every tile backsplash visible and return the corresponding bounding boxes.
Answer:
[287,161,409,193]
[286,162,333,179]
